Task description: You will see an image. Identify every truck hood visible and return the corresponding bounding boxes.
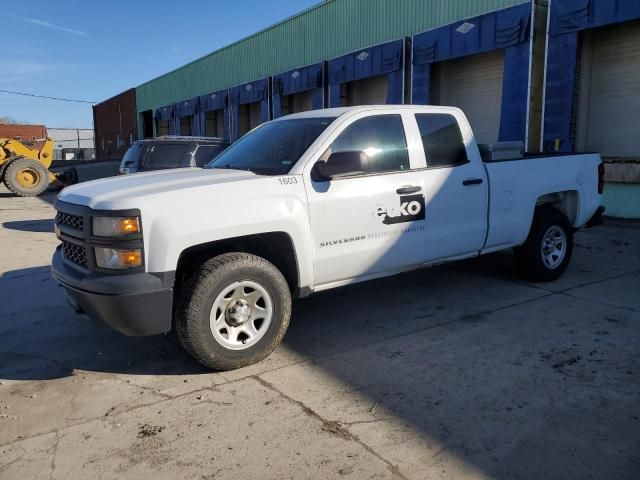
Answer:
[58,168,260,210]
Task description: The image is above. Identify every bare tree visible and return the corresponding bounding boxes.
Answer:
[0,116,20,124]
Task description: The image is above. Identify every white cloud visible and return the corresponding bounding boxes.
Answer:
[25,18,88,37]
[0,61,53,83]
[0,12,88,36]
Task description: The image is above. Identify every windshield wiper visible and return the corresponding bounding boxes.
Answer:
[212,164,245,171]
[211,164,255,173]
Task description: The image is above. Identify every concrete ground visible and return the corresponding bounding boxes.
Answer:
[0,186,638,480]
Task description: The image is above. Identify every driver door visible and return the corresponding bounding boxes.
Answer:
[304,112,427,287]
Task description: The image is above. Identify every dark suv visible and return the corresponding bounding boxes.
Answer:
[119,136,229,175]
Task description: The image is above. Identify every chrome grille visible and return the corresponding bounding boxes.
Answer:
[56,211,83,231]
[62,241,88,268]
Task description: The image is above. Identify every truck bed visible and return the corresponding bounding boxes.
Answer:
[482,152,602,252]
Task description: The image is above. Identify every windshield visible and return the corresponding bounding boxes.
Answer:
[207,117,335,175]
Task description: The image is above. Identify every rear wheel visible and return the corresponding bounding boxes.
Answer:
[3,158,49,197]
[175,253,291,371]
[515,207,573,282]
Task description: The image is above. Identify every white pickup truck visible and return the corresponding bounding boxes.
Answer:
[52,106,604,370]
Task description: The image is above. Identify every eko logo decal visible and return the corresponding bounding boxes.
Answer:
[376,194,425,225]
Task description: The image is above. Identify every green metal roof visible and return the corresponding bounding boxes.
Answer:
[136,0,529,114]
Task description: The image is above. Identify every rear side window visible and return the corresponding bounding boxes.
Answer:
[415,114,468,168]
[193,144,226,167]
[328,115,409,174]
[143,144,190,170]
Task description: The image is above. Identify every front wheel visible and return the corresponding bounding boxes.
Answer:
[176,253,291,371]
[514,207,574,282]
[3,158,49,197]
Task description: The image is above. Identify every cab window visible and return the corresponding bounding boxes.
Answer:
[326,115,409,174]
[415,114,468,168]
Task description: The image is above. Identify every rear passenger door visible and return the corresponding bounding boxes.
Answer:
[413,112,488,261]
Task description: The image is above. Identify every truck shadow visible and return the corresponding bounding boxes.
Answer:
[0,189,57,205]
[0,256,521,382]
[0,265,211,381]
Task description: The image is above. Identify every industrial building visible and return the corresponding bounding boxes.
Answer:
[92,88,137,160]
[92,0,640,218]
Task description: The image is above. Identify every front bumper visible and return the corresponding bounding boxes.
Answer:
[52,248,173,336]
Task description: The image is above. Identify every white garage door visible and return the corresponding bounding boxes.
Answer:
[342,74,389,106]
[576,20,640,158]
[430,50,505,145]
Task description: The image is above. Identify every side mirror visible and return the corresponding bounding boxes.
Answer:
[312,150,368,181]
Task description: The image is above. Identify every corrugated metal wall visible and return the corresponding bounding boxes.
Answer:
[136,0,528,115]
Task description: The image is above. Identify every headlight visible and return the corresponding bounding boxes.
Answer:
[95,247,142,269]
[93,216,140,236]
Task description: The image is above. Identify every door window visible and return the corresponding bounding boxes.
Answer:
[326,115,409,173]
[415,114,468,168]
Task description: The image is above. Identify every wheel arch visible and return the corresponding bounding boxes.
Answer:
[535,189,579,225]
[174,231,301,298]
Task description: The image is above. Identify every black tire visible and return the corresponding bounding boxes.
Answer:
[1,156,18,188]
[3,158,49,197]
[175,252,292,371]
[514,206,573,282]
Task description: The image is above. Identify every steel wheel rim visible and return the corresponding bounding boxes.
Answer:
[209,280,273,350]
[16,168,40,188]
[541,225,567,269]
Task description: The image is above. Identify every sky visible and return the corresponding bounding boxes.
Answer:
[0,0,319,128]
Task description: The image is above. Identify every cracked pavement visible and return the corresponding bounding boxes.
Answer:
[1,187,639,479]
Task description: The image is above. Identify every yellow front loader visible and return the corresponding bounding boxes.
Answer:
[0,137,57,196]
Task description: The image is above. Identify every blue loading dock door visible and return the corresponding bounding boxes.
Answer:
[543,0,640,153]
[272,62,324,118]
[412,2,532,143]
[174,98,199,136]
[198,90,230,142]
[154,104,178,136]
[230,78,270,141]
[328,39,405,107]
